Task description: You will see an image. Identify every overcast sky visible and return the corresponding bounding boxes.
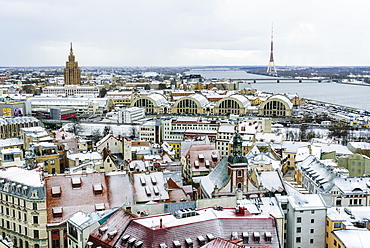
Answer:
[1,0,370,67]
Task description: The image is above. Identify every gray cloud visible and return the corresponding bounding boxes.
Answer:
[1,0,370,67]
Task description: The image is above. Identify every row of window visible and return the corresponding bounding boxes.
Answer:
[0,193,39,209]
[0,231,40,248]
[1,219,40,238]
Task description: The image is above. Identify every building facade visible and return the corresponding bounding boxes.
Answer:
[64,43,81,85]
[0,167,47,248]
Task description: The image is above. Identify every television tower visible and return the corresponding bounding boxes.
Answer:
[266,24,277,74]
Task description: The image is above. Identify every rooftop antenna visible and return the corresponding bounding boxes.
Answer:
[266,23,277,75]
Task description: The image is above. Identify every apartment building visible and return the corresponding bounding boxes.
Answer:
[285,194,327,248]
[0,167,47,248]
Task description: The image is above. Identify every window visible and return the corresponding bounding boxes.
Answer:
[296,227,301,233]
[310,229,314,233]
[311,210,315,214]
[33,216,38,224]
[34,230,39,239]
[334,222,342,228]
[297,217,302,223]
[33,203,37,210]
[311,219,315,223]
[310,239,314,244]
[296,237,301,243]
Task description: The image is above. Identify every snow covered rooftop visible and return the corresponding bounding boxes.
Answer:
[0,167,43,187]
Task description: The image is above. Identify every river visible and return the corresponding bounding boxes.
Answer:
[186,69,370,111]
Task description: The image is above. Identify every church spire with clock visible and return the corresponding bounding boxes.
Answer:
[64,42,81,85]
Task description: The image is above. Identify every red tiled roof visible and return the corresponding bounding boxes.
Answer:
[133,172,169,204]
[88,209,133,248]
[45,172,134,225]
[202,237,243,248]
[111,207,281,248]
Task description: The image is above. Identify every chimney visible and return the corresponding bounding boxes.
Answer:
[75,158,79,166]
[43,169,49,178]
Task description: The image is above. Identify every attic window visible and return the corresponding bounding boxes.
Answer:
[145,186,151,196]
[151,175,157,185]
[140,177,146,186]
[231,232,238,240]
[198,154,204,162]
[52,207,63,218]
[22,186,28,195]
[128,238,137,247]
[121,235,130,244]
[51,186,61,198]
[134,241,143,248]
[71,177,81,188]
[254,232,260,243]
[185,239,193,248]
[242,232,249,243]
[206,233,215,241]
[159,243,167,248]
[173,240,181,248]
[205,160,210,168]
[16,184,22,193]
[95,203,105,211]
[98,226,108,235]
[211,153,218,162]
[197,236,205,245]
[93,184,103,195]
[107,230,118,241]
[265,232,272,243]
[194,161,199,168]
[153,186,159,195]
[31,190,38,199]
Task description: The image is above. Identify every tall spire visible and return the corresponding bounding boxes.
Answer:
[266,23,277,74]
[70,42,73,55]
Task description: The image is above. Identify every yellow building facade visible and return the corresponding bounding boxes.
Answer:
[64,43,81,85]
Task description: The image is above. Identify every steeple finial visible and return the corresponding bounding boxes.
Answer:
[70,42,73,51]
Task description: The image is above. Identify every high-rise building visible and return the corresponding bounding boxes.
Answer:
[64,43,81,85]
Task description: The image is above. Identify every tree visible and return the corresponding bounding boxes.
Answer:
[91,129,102,145]
[69,120,83,136]
[129,126,137,139]
[99,87,108,97]
[103,125,112,137]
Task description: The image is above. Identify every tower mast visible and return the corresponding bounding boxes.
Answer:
[266,24,277,74]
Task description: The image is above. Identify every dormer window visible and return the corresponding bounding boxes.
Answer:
[150,175,157,185]
[22,186,28,195]
[31,190,38,199]
[52,207,63,218]
[51,187,61,198]
[95,203,105,211]
[211,153,218,162]
[265,232,272,243]
[254,232,260,243]
[198,154,204,162]
[71,177,81,188]
[93,184,103,195]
